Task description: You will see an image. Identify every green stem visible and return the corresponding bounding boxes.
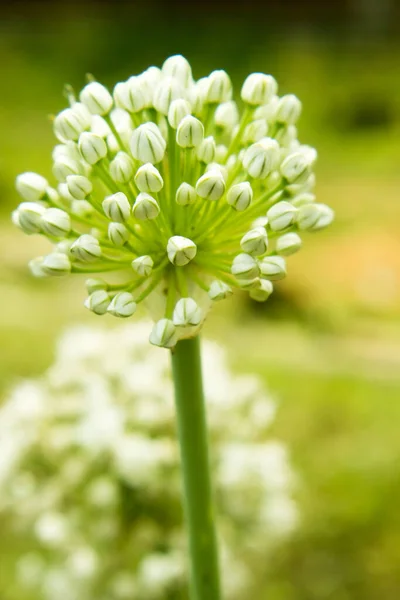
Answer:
[171,337,221,600]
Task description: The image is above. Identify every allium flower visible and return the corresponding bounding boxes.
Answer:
[13,55,334,347]
[0,322,298,600]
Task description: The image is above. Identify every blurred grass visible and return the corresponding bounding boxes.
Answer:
[1,3,400,599]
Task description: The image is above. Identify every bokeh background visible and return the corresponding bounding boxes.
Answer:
[1,0,400,598]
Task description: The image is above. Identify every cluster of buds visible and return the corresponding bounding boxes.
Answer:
[13,55,333,347]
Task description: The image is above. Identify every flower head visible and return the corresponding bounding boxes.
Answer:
[13,55,334,347]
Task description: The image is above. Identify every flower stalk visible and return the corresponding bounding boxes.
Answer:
[171,336,221,600]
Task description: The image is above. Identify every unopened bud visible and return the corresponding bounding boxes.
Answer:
[16,202,46,234]
[131,255,154,277]
[29,257,47,278]
[85,278,108,293]
[205,70,232,104]
[110,152,134,183]
[108,222,130,246]
[53,105,91,142]
[107,292,136,318]
[267,201,297,231]
[276,232,302,255]
[242,138,280,179]
[42,208,71,237]
[176,182,197,206]
[66,175,92,200]
[80,82,113,116]
[196,170,226,201]
[214,101,239,129]
[240,227,268,256]
[167,236,197,266]
[149,319,178,348]
[196,136,216,164]
[241,73,277,105]
[297,203,334,231]
[162,55,193,87]
[84,290,110,315]
[41,253,71,276]
[130,123,166,164]
[173,298,202,326]
[231,253,260,280]
[114,78,147,113]
[135,163,164,193]
[78,132,107,165]
[291,192,316,207]
[208,280,233,301]
[153,77,185,115]
[53,157,83,182]
[243,119,268,143]
[70,234,102,262]
[227,182,253,211]
[275,94,302,125]
[280,152,311,184]
[132,193,160,220]
[259,255,287,280]
[16,172,49,202]
[176,116,204,148]
[168,99,192,129]
[102,192,131,222]
[250,279,274,302]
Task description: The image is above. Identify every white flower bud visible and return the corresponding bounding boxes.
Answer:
[231,253,260,280]
[291,192,316,207]
[242,138,280,179]
[243,119,268,143]
[280,152,311,184]
[205,70,232,104]
[53,106,91,142]
[85,278,108,293]
[41,208,71,237]
[275,125,298,147]
[78,132,107,165]
[16,172,48,201]
[214,101,239,129]
[29,256,47,278]
[173,298,202,327]
[90,114,111,137]
[250,279,274,302]
[108,222,130,246]
[176,182,197,206]
[162,55,193,87]
[149,319,178,349]
[132,193,160,221]
[227,182,253,211]
[16,202,46,234]
[167,99,191,129]
[110,152,134,183]
[130,123,166,164]
[107,292,136,318]
[167,236,197,266]
[298,144,318,165]
[41,253,71,276]
[196,170,226,201]
[275,94,302,125]
[137,66,162,106]
[176,116,204,148]
[276,232,302,255]
[240,227,268,256]
[190,77,208,115]
[53,156,83,182]
[71,200,93,217]
[297,203,334,231]
[236,276,261,290]
[153,77,185,115]
[56,239,74,254]
[135,163,164,193]
[206,161,228,181]
[66,175,92,200]
[80,82,113,116]
[114,78,147,113]
[259,255,287,280]
[70,234,102,262]
[241,73,277,105]
[254,95,279,121]
[84,290,110,315]
[267,201,297,231]
[252,216,269,229]
[131,255,154,277]
[102,192,131,222]
[196,136,216,163]
[208,280,233,301]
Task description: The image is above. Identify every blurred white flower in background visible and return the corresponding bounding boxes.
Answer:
[0,321,299,599]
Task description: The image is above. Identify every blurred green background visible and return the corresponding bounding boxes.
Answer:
[1,0,400,598]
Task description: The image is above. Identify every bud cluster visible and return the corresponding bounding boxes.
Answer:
[13,55,333,347]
